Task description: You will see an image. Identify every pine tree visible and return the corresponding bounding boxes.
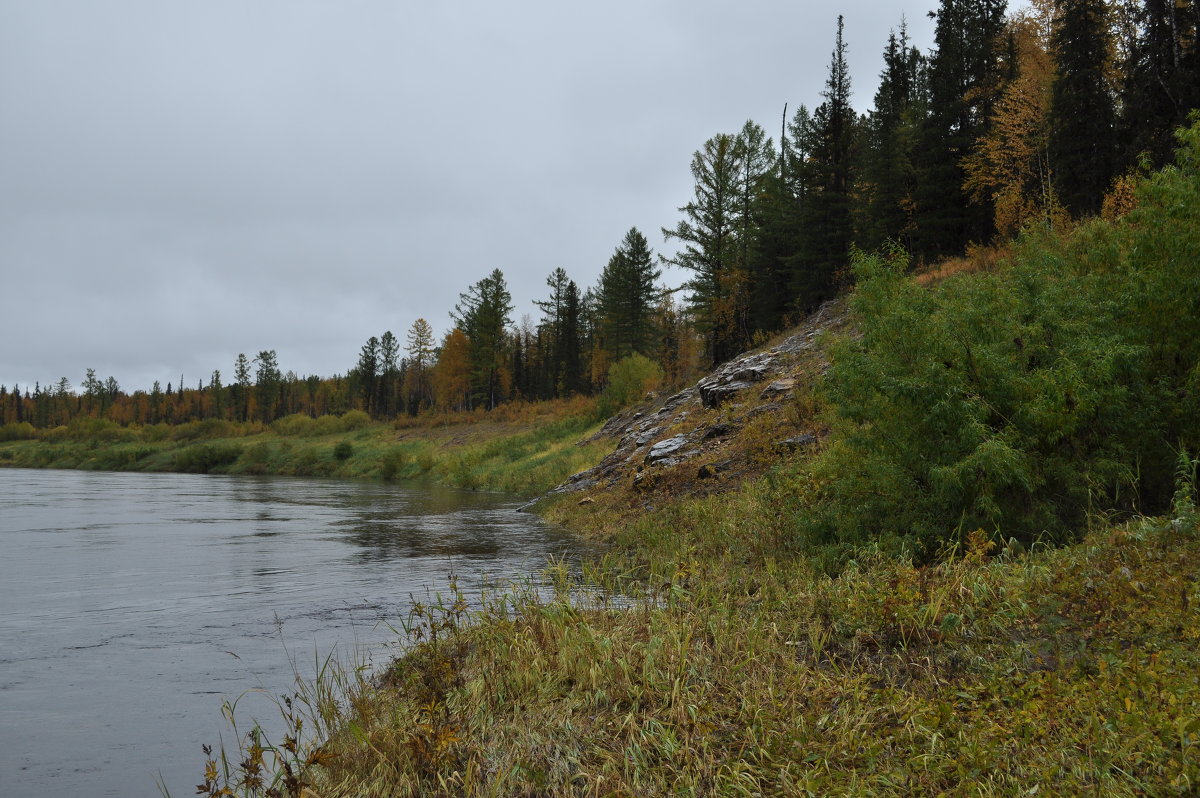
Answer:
[379,331,400,417]
[913,0,1009,260]
[233,353,251,422]
[1049,0,1117,216]
[791,15,857,311]
[662,133,743,365]
[859,22,925,252]
[355,336,379,416]
[254,350,282,423]
[404,318,435,413]
[596,228,662,362]
[452,269,514,410]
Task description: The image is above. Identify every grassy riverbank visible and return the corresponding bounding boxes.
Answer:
[192,477,1200,797]
[0,396,611,497]
[186,123,1200,797]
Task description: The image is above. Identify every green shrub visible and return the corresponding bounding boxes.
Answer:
[597,353,663,418]
[806,119,1200,560]
[272,413,318,437]
[313,414,343,436]
[333,440,354,461]
[340,410,371,431]
[380,448,410,480]
[171,418,234,441]
[173,443,243,474]
[0,422,35,442]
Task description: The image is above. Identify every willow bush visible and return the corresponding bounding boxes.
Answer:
[802,120,1200,558]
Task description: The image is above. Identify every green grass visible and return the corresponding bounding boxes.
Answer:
[0,399,611,498]
[189,497,1200,797]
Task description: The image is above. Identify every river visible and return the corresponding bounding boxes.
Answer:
[0,467,580,797]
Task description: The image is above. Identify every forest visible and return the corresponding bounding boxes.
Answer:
[3,0,1199,434]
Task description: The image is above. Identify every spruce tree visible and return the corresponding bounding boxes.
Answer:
[791,16,857,311]
[452,269,514,410]
[662,133,743,364]
[1120,0,1200,170]
[913,0,1009,261]
[1049,0,1117,216]
[596,227,661,362]
[859,22,925,252]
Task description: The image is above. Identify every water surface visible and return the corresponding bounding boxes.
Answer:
[0,468,578,797]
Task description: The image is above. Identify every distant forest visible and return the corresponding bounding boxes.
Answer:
[5,0,1199,430]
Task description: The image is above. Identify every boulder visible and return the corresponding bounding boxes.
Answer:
[646,435,689,464]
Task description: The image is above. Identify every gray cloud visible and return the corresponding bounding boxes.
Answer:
[1,0,942,393]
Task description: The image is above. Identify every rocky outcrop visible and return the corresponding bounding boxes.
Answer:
[534,299,848,507]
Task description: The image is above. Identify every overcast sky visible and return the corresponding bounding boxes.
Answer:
[2,1,956,394]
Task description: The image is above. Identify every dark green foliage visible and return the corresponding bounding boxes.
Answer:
[253,350,282,424]
[1049,0,1117,216]
[173,443,243,474]
[1119,0,1200,170]
[595,229,662,362]
[536,267,586,397]
[662,132,743,365]
[333,440,354,461]
[807,121,1200,556]
[858,24,925,252]
[452,269,514,410]
[913,0,1008,261]
[790,16,858,311]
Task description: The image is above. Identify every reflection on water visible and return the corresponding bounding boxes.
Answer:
[0,468,584,798]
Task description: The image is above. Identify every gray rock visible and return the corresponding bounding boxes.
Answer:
[774,433,817,451]
[646,435,689,463]
[635,426,664,447]
[761,378,797,398]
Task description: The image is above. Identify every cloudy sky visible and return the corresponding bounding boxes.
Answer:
[2,0,951,394]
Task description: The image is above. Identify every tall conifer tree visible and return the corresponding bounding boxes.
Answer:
[913,0,1009,260]
[1050,0,1117,216]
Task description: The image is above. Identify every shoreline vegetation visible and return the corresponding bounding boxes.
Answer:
[9,121,1196,795]
[0,397,614,499]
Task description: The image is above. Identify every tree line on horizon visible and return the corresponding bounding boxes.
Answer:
[3,0,1198,431]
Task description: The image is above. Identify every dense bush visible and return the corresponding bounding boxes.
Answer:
[173,443,243,474]
[597,353,663,418]
[803,121,1200,557]
[272,413,318,437]
[0,422,36,442]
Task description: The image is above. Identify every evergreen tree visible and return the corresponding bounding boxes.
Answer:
[404,318,435,414]
[791,15,858,311]
[1049,0,1117,216]
[662,132,743,365]
[253,350,282,423]
[233,353,251,422]
[379,330,400,417]
[913,0,1009,260]
[859,22,926,252]
[596,228,662,362]
[1120,0,1200,169]
[535,268,586,397]
[452,269,514,410]
[355,336,379,416]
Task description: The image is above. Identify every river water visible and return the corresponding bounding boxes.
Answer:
[0,467,581,797]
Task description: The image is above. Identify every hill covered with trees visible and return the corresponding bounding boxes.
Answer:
[5,0,1199,436]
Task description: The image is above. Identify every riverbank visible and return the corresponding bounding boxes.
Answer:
[0,396,612,498]
[194,474,1200,797]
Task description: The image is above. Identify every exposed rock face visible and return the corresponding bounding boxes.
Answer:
[537,299,848,505]
[646,435,689,464]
